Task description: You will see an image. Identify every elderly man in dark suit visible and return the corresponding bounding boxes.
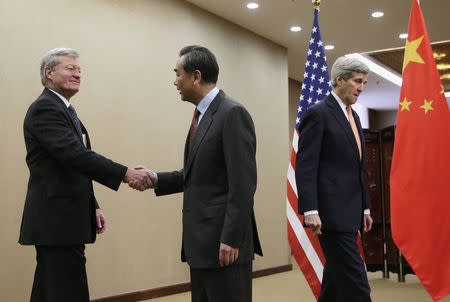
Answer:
[137,45,262,302]
[19,48,153,302]
[295,56,373,302]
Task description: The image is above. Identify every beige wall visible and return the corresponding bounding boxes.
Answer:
[288,78,301,142]
[0,0,290,300]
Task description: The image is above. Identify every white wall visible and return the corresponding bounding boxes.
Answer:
[353,103,370,128]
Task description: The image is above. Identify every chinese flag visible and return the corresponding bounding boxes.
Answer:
[390,0,450,301]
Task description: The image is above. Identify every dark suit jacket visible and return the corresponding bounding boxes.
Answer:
[155,90,263,269]
[295,94,371,233]
[19,88,127,246]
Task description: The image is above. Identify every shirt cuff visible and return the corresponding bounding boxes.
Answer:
[364,209,370,215]
[304,210,319,216]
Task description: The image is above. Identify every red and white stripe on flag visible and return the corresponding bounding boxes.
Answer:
[287,129,325,299]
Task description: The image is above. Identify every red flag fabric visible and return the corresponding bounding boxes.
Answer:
[390,1,450,301]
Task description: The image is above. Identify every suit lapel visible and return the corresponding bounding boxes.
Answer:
[80,122,90,149]
[44,88,84,143]
[183,134,190,167]
[184,91,223,179]
[326,95,360,161]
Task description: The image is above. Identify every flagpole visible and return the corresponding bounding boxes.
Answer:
[312,0,320,8]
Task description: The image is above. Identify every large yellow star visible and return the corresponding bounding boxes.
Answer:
[420,99,434,114]
[400,97,412,111]
[403,36,425,71]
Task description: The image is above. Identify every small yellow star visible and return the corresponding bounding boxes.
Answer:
[399,97,412,111]
[420,99,434,114]
[403,36,425,71]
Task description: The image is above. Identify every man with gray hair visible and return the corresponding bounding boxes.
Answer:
[295,56,373,302]
[19,48,153,302]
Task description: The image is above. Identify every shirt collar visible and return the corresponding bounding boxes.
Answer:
[196,87,219,116]
[49,89,71,108]
[331,90,350,120]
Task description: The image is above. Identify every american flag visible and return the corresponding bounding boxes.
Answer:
[286,7,331,299]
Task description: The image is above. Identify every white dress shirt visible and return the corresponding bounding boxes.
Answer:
[49,89,71,108]
[196,87,219,124]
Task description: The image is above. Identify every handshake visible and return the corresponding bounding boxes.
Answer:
[123,166,157,191]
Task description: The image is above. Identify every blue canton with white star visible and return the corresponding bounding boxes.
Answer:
[296,8,332,129]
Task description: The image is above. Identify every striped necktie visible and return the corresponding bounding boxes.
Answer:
[67,105,83,138]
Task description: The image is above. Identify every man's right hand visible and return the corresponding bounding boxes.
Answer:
[304,214,322,236]
[219,243,239,267]
[133,166,157,188]
[123,168,154,191]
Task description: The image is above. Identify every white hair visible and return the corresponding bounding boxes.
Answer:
[40,48,79,86]
[330,56,369,87]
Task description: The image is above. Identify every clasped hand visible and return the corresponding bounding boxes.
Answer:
[123,166,157,191]
[304,214,322,236]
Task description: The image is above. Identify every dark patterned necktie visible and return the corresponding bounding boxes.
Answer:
[67,105,83,137]
[188,109,201,149]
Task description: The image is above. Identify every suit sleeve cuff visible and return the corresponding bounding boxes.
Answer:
[304,210,319,216]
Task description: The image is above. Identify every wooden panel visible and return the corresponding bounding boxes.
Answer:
[362,130,384,272]
[380,126,413,277]
[363,223,384,270]
[385,226,398,268]
[381,126,395,223]
[363,130,382,223]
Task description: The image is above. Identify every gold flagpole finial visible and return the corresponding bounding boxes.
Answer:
[312,0,321,8]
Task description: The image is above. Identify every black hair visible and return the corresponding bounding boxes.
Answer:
[179,45,219,84]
